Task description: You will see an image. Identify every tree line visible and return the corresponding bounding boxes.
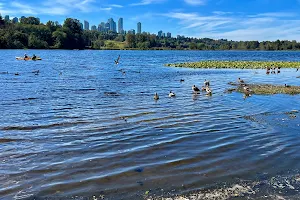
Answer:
[1,16,300,50]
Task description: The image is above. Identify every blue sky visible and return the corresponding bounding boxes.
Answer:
[1,0,300,41]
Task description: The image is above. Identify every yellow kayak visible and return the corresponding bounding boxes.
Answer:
[16,57,42,61]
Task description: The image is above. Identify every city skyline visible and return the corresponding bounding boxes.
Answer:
[1,0,300,41]
[2,14,174,37]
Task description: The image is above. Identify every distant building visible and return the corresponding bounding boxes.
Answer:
[118,18,123,34]
[98,24,102,32]
[20,16,25,22]
[158,30,163,37]
[4,15,9,21]
[163,33,166,37]
[84,20,89,30]
[105,22,110,32]
[137,22,141,34]
[80,23,83,29]
[91,25,97,31]
[167,32,171,38]
[128,29,135,34]
[177,35,185,39]
[108,18,115,32]
[12,17,18,23]
[113,21,117,32]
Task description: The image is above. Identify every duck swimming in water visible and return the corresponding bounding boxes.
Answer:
[238,78,245,85]
[204,79,210,87]
[205,87,212,96]
[169,91,176,97]
[192,85,200,93]
[154,93,159,100]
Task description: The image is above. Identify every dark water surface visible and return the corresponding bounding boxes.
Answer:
[0,50,300,200]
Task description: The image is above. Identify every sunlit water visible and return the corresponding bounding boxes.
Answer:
[0,50,300,200]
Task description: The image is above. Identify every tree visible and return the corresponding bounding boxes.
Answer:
[20,17,40,25]
[63,18,84,49]
[28,34,49,49]
[125,33,136,48]
[52,30,67,48]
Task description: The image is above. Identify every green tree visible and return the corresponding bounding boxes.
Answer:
[125,33,136,48]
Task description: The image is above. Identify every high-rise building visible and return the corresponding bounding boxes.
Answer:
[167,32,171,38]
[91,25,97,31]
[98,24,102,32]
[113,21,116,32]
[84,20,89,30]
[118,18,123,34]
[158,30,163,37]
[108,18,114,31]
[163,33,166,37]
[80,23,83,29]
[105,22,110,32]
[12,17,18,23]
[4,15,9,21]
[137,22,141,34]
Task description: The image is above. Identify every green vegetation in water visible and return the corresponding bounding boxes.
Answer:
[227,82,300,95]
[165,61,300,69]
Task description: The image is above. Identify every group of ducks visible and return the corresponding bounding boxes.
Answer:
[153,79,212,100]
[266,66,280,74]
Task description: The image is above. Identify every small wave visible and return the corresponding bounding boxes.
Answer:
[14,97,38,101]
[0,121,91,131]
[0,138,22,143]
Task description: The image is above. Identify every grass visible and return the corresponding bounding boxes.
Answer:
[227,82,300,95]
[102,40,127,50]
[165,60,300,69]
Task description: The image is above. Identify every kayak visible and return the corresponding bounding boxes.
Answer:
[16,57,42,61]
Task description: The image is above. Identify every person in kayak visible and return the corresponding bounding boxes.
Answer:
[32,54,36,60]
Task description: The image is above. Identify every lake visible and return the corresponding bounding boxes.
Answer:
[0,50,300,200]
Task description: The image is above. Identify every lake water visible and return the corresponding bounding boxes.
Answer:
[0,50,300,200]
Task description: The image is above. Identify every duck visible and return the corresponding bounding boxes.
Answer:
[15,72,19,76]
[205,87,212,96]
[204,79,210,87]
[201,86,207,92]
[192,85,200,93]
[180,79,185,82]
[297,68,299,72]
[284,84,291,88]
[32,70,39,75]
[243,86,252,93]
[153,93,159,100]
[238,78,245,84]
[169,91,176,97]
[271,67,276,74]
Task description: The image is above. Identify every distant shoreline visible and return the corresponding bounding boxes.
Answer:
[2,48,300,51]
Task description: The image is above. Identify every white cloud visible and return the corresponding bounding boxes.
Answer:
[184,0,206,5]
[109,4,123,8]
[0,0,114,16]
[163,11,300,41]
[130,0,166,6]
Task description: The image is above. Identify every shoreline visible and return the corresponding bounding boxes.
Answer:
[2,48,300,51]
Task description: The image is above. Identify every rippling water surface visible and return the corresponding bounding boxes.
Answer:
[1,50,300,200]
